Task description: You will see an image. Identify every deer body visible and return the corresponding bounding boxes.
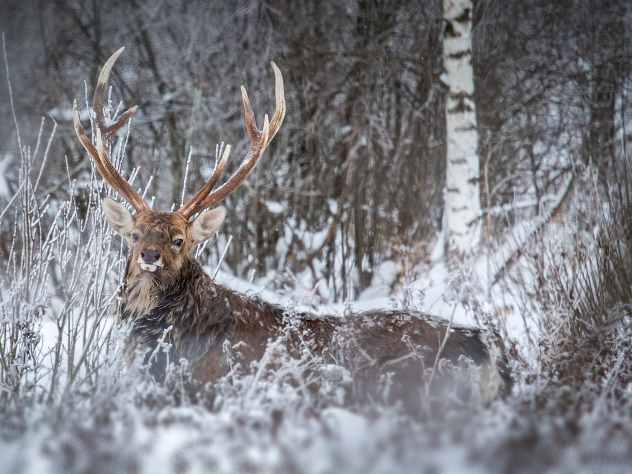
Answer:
[120,249,500,404]
[73,48,509,406]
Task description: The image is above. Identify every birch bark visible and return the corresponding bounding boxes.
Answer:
[442,0,481,257]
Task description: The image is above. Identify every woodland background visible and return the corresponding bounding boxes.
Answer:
[3,0,628,299]
[3,1,632,473]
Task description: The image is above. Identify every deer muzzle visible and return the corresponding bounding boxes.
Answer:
[138,250,164,272]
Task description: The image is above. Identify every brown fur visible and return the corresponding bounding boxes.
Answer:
[121,211,191,314]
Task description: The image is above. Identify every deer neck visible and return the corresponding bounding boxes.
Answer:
[119,254,285,355]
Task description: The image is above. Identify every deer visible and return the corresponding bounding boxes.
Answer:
[73,48,510,410]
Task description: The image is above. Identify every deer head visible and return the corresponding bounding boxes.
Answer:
[73,47,285,284]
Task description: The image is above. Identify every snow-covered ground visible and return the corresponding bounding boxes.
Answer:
[1,213,607,474]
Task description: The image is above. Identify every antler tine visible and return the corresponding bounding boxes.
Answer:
[176,144,232,218]
[73,47,148,212]
[267,61,286,142]
[92,47,139,140]
[196,115,270,212]
[178,62,285,217]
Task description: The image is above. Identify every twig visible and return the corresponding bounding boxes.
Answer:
[425,303,457,397]
[214,235,233,279]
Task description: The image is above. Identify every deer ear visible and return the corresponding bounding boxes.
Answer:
[102,198,134,235]
[190,207,226,242]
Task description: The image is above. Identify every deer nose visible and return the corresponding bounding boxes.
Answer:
[141,249,161,264]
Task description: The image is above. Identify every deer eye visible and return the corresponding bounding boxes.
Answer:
[131,232,140,243]
[172,238,184,248]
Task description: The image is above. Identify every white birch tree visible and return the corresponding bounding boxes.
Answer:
[442,0,481,257]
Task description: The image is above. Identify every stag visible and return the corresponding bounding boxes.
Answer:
[73,48,509,408]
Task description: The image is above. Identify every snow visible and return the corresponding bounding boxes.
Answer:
[215,269,398,318]
[357,260,399,300]
[262,200,285,215]
[0,153,12,199]
[485,173,574,287]
[47,106,90,122]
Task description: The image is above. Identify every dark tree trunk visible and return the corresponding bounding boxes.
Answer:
[588,0,624,194]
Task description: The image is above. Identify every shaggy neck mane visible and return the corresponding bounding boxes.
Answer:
[120,255,278,328]
[122,255,192,319]
[119,253,284,377]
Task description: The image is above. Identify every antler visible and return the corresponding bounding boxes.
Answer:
[177,62,286,219]
[73,47,148,212]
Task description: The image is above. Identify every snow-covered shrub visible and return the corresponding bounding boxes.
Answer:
[540,186,632,401]
[0,115,127,423]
